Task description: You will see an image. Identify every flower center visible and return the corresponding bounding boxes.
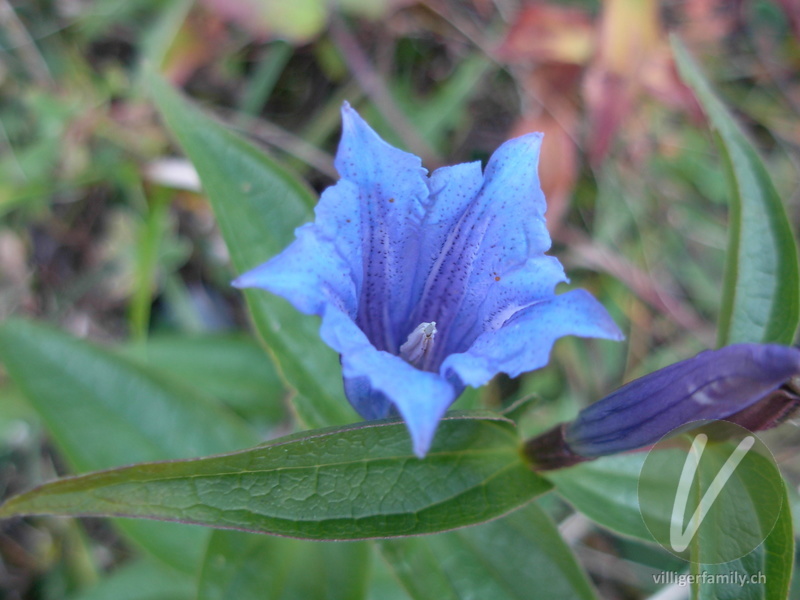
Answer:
[399,321,437,370]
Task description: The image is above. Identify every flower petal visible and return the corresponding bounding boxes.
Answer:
[408,134,564,364]
[320,306,456,457]
[442,289,624,388]
[403,161,484,328]
[233,101,432,337]
[335,103,431,353]
[440,255,568,357]
[232,220,357,316]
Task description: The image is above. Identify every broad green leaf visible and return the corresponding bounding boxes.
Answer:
[551,447,793,600]
[0,319,257,465]
[148,72,356,429]
[0,414,551,539]
[0,380,39,445]
[692,500,793,600]
[66,558,194,600]
[379,503,597,600]
[366,544,414,600]
[691,447,793,600]
[672,37,800,346]
[639,438,785,565]
[120,333,287,426]
[0,318,258,572]
[548,454,653,541]
[198,531,370,600]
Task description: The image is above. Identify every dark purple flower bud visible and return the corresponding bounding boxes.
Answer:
[524,344,800,470]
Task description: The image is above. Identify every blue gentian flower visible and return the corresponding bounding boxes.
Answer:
[525,344,800,469]
[234,103,623,456]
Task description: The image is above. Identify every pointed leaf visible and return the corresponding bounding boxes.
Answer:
[672,37,800,345]
[0,319,257,467]
[148,72,356,429]
[0,414,551,540]
[0,318,257,572]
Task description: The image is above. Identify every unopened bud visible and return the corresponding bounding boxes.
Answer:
[524,344,800,470]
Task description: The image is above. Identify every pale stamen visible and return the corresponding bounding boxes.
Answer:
[399,322,437,369]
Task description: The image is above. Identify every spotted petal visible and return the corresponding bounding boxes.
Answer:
[408,134,561,365]
[443,289,624,388]
[335,103,430,353]
[320,307,456,457]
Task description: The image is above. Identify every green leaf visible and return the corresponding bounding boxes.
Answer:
[0,318,258,572]
[548,454,653,541]
[0,319,257,468]
[66,559,195,600]
[367,544,414,600]
[639,438,785,565]
[692,500,793,600]
[120,333,288,426]
[379,503,597,600]
[148,71,356,429]
[198,531,370,600]
[671,37,800,346]
[690,446,793,600]
[552,447,793,600]
[0,414,551,539]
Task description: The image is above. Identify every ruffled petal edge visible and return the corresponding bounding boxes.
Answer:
[442,289,624,389]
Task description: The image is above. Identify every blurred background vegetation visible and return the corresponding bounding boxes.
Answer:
[1,0,799,598]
